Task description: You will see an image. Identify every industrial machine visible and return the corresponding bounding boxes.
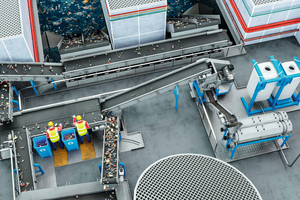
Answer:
[223,111,292,159]
[242,56,300,116]
[192,59,293,159]
[192,59,237,129]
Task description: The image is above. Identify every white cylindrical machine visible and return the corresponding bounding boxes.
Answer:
[247,62,278,102]
[272,61,300,100]
[232,119,292,143]
[238,111,288,128]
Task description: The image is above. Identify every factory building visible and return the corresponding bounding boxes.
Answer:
[219,0,300,44]
[0,0,36,62]
[101,0,167,49]
[1,0,300,200]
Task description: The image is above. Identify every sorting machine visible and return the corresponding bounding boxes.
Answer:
[2,58,233,199]
[0,29,234,86]
[192,61,293,159]
[1,57,295,199]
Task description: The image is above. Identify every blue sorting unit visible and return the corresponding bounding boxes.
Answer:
[33,135,52,158]
[61,128,79,151]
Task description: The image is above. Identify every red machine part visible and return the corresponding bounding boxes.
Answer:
[27,0,39,62]
[222,0,300,43]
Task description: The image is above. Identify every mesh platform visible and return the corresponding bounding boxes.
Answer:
[106,0,165,10]
[134,154,262,200]
[251,0,287,5]
[0,0,22,38]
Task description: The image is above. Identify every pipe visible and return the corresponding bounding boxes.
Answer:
[221,0,299,43]
[221,0,245,44]
[244,29,299,42]
[27,0,39,62]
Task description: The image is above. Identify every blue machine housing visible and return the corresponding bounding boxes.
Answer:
[241,56,300,116]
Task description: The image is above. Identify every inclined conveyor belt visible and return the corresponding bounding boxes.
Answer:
[64,31,231,72]
[101,59,211,111]
[205,90,237,125]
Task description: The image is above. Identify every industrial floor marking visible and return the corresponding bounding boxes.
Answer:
[80,135,96,161]
[53,145,69,167]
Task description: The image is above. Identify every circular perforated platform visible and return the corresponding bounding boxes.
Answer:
[134,154,262,200]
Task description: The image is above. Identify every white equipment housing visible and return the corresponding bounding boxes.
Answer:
[272,61,300,100]
[231,111,292,144]
[247,62,278,102]
[237,111,288,128]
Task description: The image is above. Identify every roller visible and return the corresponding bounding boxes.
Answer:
[237,111,288,128]
[232,119,292,143]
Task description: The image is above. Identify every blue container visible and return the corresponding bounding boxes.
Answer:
[33,135,52,158]
[61,128,79,151]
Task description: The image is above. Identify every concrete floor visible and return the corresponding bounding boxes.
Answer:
[0,159,13,200]
[227,37,300,88]
[7,36,300,200]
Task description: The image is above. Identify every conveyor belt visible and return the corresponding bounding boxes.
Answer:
[205,90,237,125]
[0,62,64,82]
[60,39,110,55]
[171,19,220,32]
[0,82,11,121]
[0,63,63,76]
[2,128,35,193]
[101,115,119,185]
[101,59,211,110]
[64,31,230,72]
[2,99,101,136]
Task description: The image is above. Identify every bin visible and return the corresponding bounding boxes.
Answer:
[61,128,79,151]
[33,135,52,158]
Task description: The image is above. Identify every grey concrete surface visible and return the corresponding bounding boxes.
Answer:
[0,159,13,200]
[19,36,300,200]
[55,158,102,187]
[120,84,214,196]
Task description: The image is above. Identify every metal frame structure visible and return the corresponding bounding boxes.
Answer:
[223,128,291,159]
[241,56,300,116]
[12,131,21,196]
[26,128,37,190]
